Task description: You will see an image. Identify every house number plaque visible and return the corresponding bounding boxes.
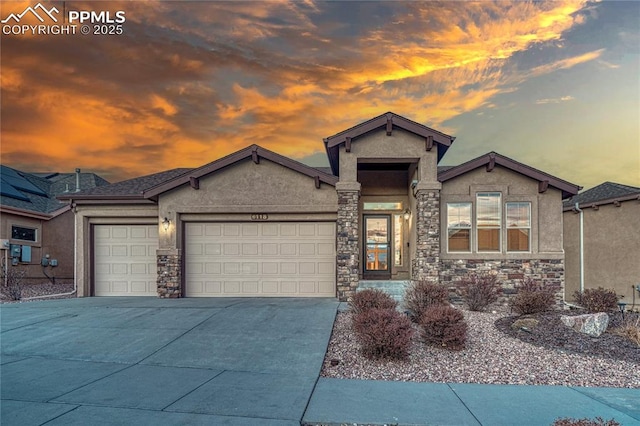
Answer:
[251,213,269,221]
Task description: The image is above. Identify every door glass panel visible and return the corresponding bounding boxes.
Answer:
[365,217,389,271]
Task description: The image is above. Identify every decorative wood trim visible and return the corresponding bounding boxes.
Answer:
[386,113,393,136]
[614,200,621,207]
[189,176,199,190]
[345,136,351,153]
[252,146,259,164]
[538,180,549,193]
[315,175,321,189]
[486,153,496,172]
[425,135,433,151]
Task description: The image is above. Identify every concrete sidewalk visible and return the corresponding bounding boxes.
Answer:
[303,378,640,426]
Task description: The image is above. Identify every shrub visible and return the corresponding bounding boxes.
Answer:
[419,305,467,351]
[552,417,620,426]
[510,277,555,315]
[352,308,414,360]
[611,317,640,347]
[0,263,25,301]
[459,273,502,311]
[404,280,449,321]
[350,288,397,315]
[573,287,619,313]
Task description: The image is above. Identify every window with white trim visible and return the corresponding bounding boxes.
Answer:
[447,203,471,252]
[506,202,531,252]
[476,192,501,252]
[11,225,37,242]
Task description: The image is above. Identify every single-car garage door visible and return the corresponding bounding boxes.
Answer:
[185,222,336,297]
[94,225,158,296]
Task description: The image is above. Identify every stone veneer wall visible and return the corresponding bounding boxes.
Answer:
[411,189,441,282]
[336,189,360,301]
[440,258,565,307]
[157,249,182,298]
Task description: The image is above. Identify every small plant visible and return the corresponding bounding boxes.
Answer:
[573,287,619,313]
[459,273,501,312]
[1,261,25,301]
[404,280,449,321]
[611,317,640,347]
[419,305,467,351]
[552,417,620,426]
[350,288,397,315]
[352,308,414,360]
[510,277,555,315]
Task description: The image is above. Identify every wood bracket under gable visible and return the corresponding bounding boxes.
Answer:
[386,113,393,136]
[538,180,549,193]
[486,153,496,172]
[190,176,200,190]
[345,136,352,153]
[425,135,433,151]
[314,175,321,189]
[252,146,260,164]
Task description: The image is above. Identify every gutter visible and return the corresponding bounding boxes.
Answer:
[574,202,585,293]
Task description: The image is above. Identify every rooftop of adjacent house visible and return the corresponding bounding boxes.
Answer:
[0,165,109,215]
[563,181,640,209]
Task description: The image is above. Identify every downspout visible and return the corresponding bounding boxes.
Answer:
[574,202,584,293]
[22,202,78,301]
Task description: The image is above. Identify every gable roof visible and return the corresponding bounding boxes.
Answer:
[143,145,338,199]
[1,165,109,217]
[58,168,192,202]
[323,112,455,176]
[563,181,640,210]
[438,152,581,199]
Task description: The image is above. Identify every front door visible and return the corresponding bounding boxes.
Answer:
[364,215,391,278]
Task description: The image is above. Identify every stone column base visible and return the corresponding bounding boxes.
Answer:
[157,249,182,298]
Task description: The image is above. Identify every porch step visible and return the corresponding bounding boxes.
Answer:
[358,280,411,303]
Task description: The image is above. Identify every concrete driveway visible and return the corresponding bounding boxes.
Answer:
[1,297,339,425]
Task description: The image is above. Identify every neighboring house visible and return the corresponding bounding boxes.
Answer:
[59,112,580,301]
[1,166,109,284]
[563,182,640,305]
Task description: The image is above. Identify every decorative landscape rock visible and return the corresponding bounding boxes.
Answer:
[511,318,539,331]
[560,312,609,337]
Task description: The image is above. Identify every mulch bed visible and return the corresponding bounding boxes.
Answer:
[495,310,640,364]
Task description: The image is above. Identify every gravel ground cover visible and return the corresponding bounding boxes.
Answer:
[321,309,640,388]
[0,282,76,303]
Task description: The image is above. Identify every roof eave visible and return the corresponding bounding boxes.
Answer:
[563,193,640,211]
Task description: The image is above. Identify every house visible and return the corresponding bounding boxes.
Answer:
[1,166,109,285]
[563,182,640,305]
[59,112,580,301]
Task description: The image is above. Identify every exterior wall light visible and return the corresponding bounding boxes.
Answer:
[162,217,170,231]
[403,208,411,220]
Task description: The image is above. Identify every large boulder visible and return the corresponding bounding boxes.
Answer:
[560,313,609,337]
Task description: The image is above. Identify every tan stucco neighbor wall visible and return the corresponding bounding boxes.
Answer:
[1,211,74,285]
[564,200,640,304]
[74,204,159,297]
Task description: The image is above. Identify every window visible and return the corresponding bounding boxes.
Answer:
[476,193,501,251]
[394,214,403,266]
[11,225,37,242]
[447,203,472,252]
[506,202,531,251]
[363,202,402,211]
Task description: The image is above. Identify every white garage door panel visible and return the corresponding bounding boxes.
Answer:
[186,222,336,297]
[94,225,158,296]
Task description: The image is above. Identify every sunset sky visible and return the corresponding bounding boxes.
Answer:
[1,0,638,190]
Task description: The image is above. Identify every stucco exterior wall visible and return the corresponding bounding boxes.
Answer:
[564,200,640,303]
[338,128,439,183]
[74,204,159,297]
[158,158,338,250]
[440,165,564,257]
[1,211,74,285]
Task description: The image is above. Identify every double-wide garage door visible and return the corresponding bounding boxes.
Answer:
[94,225,158,296]
[185,222,336,297]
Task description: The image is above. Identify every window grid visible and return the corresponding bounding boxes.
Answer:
[506,202,531,252]
[447,202,472,252]
[476,192,501,252]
